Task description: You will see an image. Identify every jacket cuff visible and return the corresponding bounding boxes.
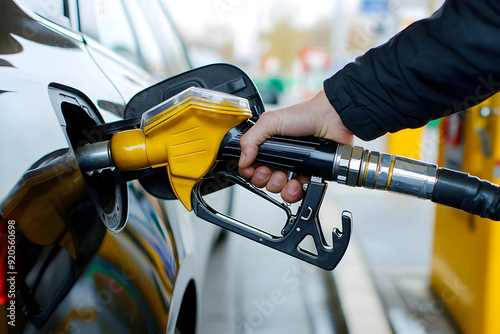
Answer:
[323,73,387,141]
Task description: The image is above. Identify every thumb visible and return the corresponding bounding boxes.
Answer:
[239,111,281,168]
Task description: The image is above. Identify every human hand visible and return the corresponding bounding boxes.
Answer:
[238,89,354,202]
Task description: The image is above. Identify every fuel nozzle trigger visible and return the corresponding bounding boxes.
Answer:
[192,172,352,270]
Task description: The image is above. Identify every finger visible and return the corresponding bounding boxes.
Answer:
[251,166,272,188]
[239,165,255,180]
[266,170,288,193]
[296,174,310,187]
[238,143,258,169]
[281,179,304,203]
[239,112,280,168]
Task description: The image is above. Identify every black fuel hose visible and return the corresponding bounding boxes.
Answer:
[432,168,500,220]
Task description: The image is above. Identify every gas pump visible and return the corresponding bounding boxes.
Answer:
[432,95,500,334]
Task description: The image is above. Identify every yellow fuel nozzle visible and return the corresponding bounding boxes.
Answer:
[110,87,252,210]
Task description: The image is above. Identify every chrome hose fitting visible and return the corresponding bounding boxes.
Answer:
[333,144,438,199]
[75,141,113,172]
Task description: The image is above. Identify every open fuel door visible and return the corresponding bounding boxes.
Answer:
[88,63,265,200]
[125,63,264,120]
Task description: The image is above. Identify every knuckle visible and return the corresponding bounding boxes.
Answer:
[239,134,249,147]
[258,111,275,125]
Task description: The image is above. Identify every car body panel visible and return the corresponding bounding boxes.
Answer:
[0,2,124,200]
[0,1,226,333]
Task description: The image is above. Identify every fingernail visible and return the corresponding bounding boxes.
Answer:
[239,152,246,167]
[255,168,269,181]
[288,182,300,195]
[272,174,286,187]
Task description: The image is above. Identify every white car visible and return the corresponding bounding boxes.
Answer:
[0,1,264,333]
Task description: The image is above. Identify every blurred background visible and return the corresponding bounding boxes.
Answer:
[168,0,444,104]
[162,1,475,334]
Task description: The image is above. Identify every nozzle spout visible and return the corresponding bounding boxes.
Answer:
[75,141,113,172]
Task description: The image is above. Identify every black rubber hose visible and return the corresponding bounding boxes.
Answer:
[431,168,500,221]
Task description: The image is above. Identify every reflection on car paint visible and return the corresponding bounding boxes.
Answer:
[0,150,179,333]
[93,187,179,332]
[1,0,213,332]
[1,149,88,260]
[128,183,178,280]
[0,2,79,55]
[0,148,108,329]
[0,58,14,67]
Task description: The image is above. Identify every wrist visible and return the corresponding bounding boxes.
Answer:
[311,89,354,145]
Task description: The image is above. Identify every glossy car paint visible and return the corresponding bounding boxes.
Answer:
[0,1,227,333]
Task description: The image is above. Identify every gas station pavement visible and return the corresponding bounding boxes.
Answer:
[199,138,460,334]
[327,183,459,334]
[199,186,340,334]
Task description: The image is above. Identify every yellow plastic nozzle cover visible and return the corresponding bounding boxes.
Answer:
[111,87,252,210]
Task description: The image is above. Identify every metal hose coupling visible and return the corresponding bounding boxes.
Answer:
[75,141,113,173]
[333,144,438,199]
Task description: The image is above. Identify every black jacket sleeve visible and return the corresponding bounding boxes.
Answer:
[324,0,500,141]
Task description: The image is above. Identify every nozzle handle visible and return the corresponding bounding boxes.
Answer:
[218,121,338,181]
[192,171,352,270]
